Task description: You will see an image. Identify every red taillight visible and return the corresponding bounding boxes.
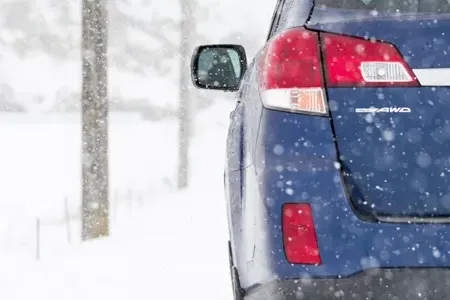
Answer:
[259,28,327,115]
[258,27,419,114]
[260,28,323,89]
[322,33,419,87]
[282,203,321,265]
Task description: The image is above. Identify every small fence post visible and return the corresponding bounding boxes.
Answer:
[128,188,133,214]
[138,190,144,207]
[112,189,118,222]
[36,218,40,261]
[64,197,72,244]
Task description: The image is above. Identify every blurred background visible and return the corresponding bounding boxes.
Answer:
[0,0,274,299]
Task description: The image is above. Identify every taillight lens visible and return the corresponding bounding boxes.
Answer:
[322,33,419,87]
[282,203,321,265]
[259,28,327,116]
[258,28,419,115]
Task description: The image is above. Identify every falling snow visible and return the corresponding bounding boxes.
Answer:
[4,0,450,299]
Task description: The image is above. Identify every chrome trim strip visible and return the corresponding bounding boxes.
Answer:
[413,68,450,86]
[377,215,450,224]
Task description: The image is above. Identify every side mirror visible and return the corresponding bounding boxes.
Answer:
[191,44,247,92]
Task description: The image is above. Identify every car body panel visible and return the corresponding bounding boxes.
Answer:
[225,58,264,283]
[326,87,450,217]
[305,9,450,217]
[255,109,450,279]
[221,0,450,296]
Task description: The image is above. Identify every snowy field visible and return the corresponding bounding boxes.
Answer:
[0,100,234,299]
[0,0,275,298]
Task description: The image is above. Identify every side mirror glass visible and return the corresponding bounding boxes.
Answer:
[191,45,247,91]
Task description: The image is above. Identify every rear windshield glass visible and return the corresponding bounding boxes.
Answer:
[316,0,450,13]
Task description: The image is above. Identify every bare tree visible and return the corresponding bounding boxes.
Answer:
[178,0,195,189]
[81,0,109,240]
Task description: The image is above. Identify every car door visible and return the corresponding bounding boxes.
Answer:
[225,57,253,271]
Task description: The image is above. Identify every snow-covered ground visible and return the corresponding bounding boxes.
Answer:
[0,0,274,297]
[1,187,232,300]
[0,100,235,299]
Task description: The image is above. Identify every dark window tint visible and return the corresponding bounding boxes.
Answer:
[316,0,450,13]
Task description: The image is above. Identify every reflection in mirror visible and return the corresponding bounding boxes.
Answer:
[197,48,242,89]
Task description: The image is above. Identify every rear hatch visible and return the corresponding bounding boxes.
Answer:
[307,1,450,218]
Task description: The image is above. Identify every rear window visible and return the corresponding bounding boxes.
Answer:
[316,0,450,13]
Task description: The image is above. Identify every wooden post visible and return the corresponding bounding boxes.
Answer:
[81,0,109,240]
[64,197,72,244]
[36,218,40,260]
[177,0,195,189]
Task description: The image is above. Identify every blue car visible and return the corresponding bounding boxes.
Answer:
[191,0,450,299]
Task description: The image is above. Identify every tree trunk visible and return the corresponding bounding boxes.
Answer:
[81,0,109,240]
[178,0,195,190]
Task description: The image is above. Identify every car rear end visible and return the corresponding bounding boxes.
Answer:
[251,1,450,299]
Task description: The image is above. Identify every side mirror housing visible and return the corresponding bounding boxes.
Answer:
[191,44,247,92]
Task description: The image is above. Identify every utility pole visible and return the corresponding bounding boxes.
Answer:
[178,0,195,189]
[81,0,109,240]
